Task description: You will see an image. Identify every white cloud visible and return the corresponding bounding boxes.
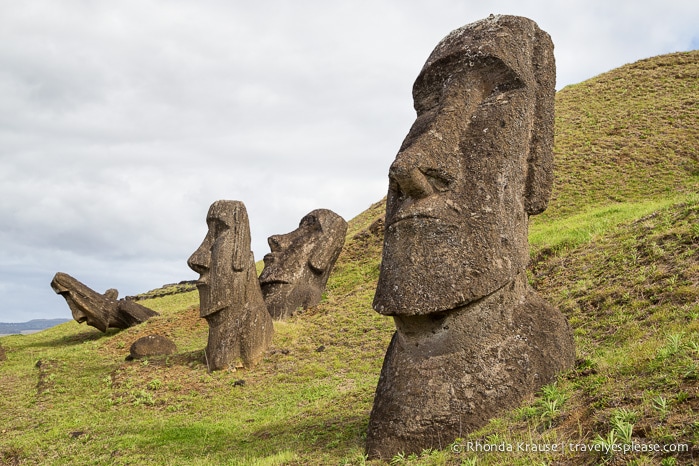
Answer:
[1,0,698,321]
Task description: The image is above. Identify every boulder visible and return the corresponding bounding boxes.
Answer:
[127,335,177,360]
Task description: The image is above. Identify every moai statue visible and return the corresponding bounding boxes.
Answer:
[188,200,273,371]
[259,209,347,320]
[366,15,575,459]
[51,272,158,332]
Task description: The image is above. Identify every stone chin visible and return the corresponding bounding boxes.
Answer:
[196,285,237,318]
[373,216,520,316]
[260,281,297,319]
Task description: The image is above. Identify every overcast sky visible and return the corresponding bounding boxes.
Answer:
[1,1,698,323]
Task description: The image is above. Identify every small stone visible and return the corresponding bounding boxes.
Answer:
[128,335,176,360]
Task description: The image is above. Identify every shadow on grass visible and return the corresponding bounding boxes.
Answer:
[122,349,206,367]
[22,327,121,348]
[117,412,368,464]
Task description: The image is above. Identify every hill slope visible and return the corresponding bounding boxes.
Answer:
[545,50,699,220]
[1,51,698,465]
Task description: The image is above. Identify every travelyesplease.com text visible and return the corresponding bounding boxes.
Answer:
[452,441,689,455]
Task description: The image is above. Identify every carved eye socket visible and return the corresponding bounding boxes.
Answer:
[486,60,525,96]
[422,169,454,192]
[207,218,230,239]
[300,215,321,231]
[413,58,457,115]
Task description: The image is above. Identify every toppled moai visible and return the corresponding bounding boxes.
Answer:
[188,200,273,371]
[366,15,575,459]
[50,272,158,332]
[259,209,347,320]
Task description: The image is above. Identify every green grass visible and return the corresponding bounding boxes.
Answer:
[2,50,699,465]
[546,51,699,220]
[529,197,679,257]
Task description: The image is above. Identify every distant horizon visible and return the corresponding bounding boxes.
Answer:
[1,317,71,324]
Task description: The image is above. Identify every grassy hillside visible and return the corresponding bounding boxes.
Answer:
[1,51,698,465]
[542,51,698,222]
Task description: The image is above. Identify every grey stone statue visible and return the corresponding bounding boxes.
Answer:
[259,209,347,320]
[366,15,575,459]
[187,200,273,371]
[51,272,159,332]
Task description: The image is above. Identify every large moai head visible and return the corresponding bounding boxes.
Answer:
[259,209,347,320]
[187,200,253,318]
[373,14,555,316]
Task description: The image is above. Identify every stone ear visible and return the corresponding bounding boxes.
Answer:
[524,27,556,216]
[308,239,333,274]
[308,226,344,273]
[231,208,250,272]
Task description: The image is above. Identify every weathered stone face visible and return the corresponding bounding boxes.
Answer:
[366,15,574,459]
[259,209,347,320]
[374,14,555,316]
[50,272,158,332]
[187,200,273,370]
[187,200,251,318]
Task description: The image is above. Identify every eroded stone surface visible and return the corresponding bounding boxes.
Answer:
[188,200,273,371]
[366,15,575,459]
[50,272,158,332]
[259,209,347,320]
[127,335,177,360]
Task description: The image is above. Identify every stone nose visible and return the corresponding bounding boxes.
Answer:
[187,244,210,275]
[267,233,292,252]
[389,154,434,200]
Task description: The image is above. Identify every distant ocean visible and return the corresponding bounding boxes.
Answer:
[0,318,71,338]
